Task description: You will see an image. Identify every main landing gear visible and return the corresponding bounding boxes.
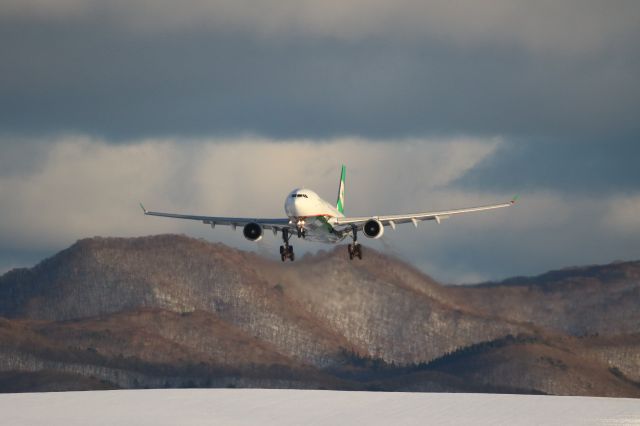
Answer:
[348,226,362,260]
[280,228,294,262]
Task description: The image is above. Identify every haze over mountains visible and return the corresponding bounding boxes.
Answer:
[0,235,639,396]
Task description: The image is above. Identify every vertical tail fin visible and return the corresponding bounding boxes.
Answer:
[336,165,346,214]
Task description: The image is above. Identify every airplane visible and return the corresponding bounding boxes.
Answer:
[140,165,518,262]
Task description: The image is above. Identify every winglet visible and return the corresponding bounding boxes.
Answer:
[510,195,519,205]
[139,202,147,214]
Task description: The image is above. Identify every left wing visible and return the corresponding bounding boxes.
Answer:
[334,196,518,230]
[139,203,292,231]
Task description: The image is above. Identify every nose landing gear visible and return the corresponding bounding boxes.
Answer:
[280,228,295,262]
[348,225,363,260]
[296,219,306,239]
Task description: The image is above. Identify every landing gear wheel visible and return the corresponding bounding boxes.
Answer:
[285,245,294,262]
[281,246,295,262]
[348,226,362,260]
[348,243,362,260]
[279,229,295,262]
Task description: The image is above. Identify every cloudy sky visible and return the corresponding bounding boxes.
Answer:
[1,1,639,283]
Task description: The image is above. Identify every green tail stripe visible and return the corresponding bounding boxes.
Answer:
[336,165,346,214]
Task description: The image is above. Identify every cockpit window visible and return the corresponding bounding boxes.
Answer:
[292,193,309,198]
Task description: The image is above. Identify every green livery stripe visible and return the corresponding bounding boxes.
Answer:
[318,215,335,233]
[336,165,346,214]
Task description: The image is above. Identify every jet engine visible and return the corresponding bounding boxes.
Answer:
[243,222,263,241]
[363,219,384,239]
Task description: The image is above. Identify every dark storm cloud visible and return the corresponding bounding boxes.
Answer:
[0,7,638,143]
[455,137,640,194]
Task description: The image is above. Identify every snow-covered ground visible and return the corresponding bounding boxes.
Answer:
[1,389,639,426]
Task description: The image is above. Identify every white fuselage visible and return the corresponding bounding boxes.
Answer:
[284,188,345,243]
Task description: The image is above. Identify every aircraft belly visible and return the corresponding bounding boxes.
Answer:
[303,217,345,243]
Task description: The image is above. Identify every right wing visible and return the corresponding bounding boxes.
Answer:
[139,203,292,231]
[333,196,518,230]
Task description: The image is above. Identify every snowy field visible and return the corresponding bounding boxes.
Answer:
[1,389,639,426]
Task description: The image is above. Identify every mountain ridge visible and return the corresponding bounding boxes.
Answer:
[0,234,638,396]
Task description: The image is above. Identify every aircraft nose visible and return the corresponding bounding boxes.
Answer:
[292,197,308,216]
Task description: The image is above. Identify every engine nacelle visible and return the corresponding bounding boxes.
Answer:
[363,219,384,239]
[243,222,263,242]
